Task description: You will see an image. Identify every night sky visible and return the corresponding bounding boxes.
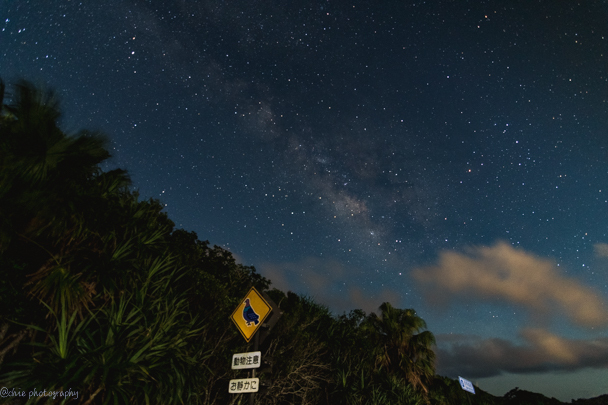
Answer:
[2,0,608,399]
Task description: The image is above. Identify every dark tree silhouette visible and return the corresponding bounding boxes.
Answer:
[365,302,436,394]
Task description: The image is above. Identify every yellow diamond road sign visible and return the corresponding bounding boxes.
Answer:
[231,287,272,342]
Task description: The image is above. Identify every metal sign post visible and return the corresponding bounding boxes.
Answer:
[230,288,282,404]
[249,330,259,405]
[458,376,475,405]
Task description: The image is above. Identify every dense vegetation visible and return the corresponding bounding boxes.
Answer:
[0,80,605,405]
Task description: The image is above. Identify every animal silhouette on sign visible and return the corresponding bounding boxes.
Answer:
[242,298,260,326]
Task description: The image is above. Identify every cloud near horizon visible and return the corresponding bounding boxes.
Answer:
[435,328,608,378]
[259,256,400,314]
[411,242,608,328]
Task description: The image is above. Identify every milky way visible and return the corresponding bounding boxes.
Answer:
[2,0,608,399]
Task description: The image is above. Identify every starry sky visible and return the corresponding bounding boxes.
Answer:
[2,0,608,400]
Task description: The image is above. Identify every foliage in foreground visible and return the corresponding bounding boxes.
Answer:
[1,79,600,405]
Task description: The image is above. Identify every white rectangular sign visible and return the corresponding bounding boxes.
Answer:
[228,378,259,393]
[459,376,476,394]
[231,351,261,369]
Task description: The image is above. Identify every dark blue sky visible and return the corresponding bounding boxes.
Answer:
[2,0,608,399]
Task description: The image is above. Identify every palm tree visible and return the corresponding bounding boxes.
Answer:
[365,302,436,393]
[0,79,131,316]
[0,79,116,250]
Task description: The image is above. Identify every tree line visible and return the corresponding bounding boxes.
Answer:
[1,79,552,404]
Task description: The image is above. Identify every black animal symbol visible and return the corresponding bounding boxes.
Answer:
[242,298,260,326]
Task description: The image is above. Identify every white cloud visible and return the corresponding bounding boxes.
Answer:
[412,242,608,328]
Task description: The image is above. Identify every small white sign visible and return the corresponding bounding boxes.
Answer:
[228,377,259,393]
[458,376,476,394]
[231,351,261,369]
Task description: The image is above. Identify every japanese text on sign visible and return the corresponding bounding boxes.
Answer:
[228,378,259,394]
[231,351,261,369]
